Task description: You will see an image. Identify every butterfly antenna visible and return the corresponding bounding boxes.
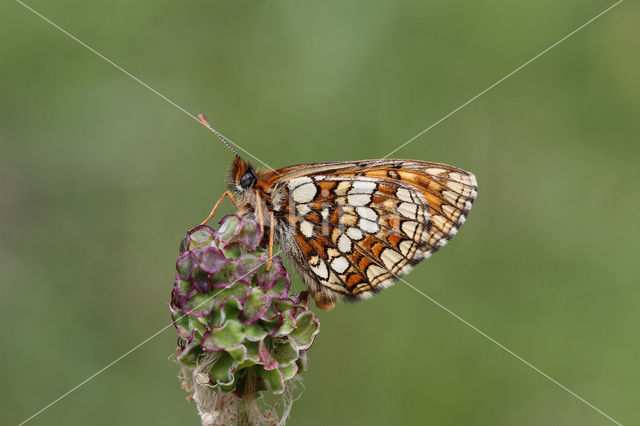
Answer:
[197,113,240,157]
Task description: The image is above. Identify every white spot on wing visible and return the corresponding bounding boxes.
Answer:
[446,181,464,194]
[426,167,446,175]
[338,234,352,253]
[292,182,317,203]
[310,258,329,279]
[335,181,351,195]
[347,227,363,240]
[347,193,371,206]
[349,181,377,194]
[366,265,387,282]
[296,204,311,216]
[287,177,312,190]
[321,207,330,220]
[399,239,413,256]
[356,206,378,221]
[396,187,413,202]
[330,256,349,274]
[442,204,457,219]
[300,221,314,238]
[432,215,448,231]
[443,190,462,208]
[327,248,340,260]
[381,248,403,270]
[451,172,477,187]
[360,218,379,233]
[401,221,419,239]
[398,202,417,219]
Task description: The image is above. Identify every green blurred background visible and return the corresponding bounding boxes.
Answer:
[1,1,638,424]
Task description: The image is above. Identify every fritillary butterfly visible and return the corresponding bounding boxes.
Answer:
[198,114,477,310]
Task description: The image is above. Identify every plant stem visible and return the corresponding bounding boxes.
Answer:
[237,368,257,426]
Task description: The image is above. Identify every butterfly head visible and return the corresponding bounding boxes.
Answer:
[226,155,271,229]
[228,155,257,193]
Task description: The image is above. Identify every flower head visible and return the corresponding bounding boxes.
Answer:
[171,215,320,424]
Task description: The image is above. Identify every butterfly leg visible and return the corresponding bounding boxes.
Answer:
[200,191,238,225]
[266,211,275,271]
[254,189,265,235]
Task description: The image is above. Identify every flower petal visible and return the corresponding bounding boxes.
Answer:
[196,246,231,274]
[202,320,244,351]
[240,288,271,324]
[258,340,279,371]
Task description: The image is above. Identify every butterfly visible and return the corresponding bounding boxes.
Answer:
[198,114,477,310]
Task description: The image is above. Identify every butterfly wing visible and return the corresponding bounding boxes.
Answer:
[267,160,477,309]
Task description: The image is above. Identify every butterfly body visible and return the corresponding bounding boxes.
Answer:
[226,155,477,310]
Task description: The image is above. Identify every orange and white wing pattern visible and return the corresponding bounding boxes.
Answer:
[267,160,477,308]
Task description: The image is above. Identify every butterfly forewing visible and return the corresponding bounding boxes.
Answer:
[265,160,477,304]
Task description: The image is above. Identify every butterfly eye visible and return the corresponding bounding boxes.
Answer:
[240,171,257,189]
